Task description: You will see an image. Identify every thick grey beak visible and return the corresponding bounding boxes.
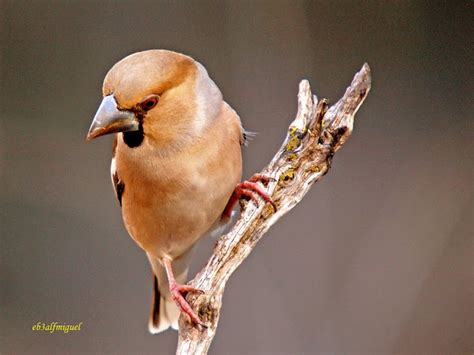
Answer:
[86,95,139,141]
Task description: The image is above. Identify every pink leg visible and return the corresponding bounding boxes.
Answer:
[223,174,277,218]
[162,258,206,327]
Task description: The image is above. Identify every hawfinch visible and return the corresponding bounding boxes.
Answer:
[87,50,274,333]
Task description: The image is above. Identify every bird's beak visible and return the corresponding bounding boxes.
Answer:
[87,95,139,141]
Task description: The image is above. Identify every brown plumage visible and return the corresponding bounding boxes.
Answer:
[87,49,272,332]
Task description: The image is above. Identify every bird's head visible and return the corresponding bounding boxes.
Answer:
[87,50,222,149]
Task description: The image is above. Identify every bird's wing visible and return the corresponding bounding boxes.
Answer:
[110,136,125,206]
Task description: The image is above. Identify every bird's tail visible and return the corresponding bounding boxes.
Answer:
[146,248,194,334]
[149,275,181,333]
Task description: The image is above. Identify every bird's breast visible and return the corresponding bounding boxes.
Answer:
[115,127,242,259]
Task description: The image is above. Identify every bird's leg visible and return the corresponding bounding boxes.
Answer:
[162,258,206,327]
[223,174,277,218]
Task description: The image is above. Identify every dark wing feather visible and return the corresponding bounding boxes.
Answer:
[111,168,125,206]
[111,136,125,206]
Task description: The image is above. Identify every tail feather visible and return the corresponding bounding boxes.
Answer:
[146,219,229,334]
[241,129,257,147]
[148,275,180,333]
[149,275,161,332]
[146,248,194,334]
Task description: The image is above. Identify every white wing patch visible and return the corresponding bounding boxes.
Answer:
[110,157,117,183]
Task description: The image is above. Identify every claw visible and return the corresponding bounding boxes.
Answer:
[223,174,276,218]
[170,284,207,327]
[174,284,204,294]
[239,182,277,211]
[163,258,207,327]
[247,173,276,183]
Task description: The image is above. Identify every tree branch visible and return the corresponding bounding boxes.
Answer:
[176,64,372,354]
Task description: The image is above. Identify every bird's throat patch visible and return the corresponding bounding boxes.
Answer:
[123,123,144,148]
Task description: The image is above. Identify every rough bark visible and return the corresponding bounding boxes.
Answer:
[176,64,372,354]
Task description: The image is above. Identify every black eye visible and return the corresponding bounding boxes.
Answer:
[140,95,159,111]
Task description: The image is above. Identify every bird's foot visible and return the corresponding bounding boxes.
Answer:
[223,173,277,218]
[170,282,207,327]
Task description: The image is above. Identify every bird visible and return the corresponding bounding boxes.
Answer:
[86,49,275,333]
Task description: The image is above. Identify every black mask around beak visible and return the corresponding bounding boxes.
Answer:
[87,95,139,141]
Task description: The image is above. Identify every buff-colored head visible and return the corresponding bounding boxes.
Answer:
[87,50,222,148]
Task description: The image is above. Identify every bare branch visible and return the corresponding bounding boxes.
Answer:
[176,64,372,354]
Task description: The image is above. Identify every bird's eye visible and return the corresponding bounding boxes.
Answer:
[140,95,159,111]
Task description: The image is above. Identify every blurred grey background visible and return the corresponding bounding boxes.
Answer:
[1,1,472,354]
